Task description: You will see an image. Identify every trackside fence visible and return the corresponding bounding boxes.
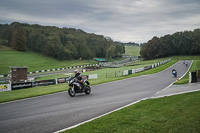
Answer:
[123,58,171,76]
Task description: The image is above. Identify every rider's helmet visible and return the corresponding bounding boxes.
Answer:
[74,69,79,74]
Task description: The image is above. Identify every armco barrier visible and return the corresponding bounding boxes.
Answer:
[135,67,144,73]
[128,70,132,75]
[123,70,128,76]
[132,69,136,74]
[144,66,151,70]
[123,58,171,76]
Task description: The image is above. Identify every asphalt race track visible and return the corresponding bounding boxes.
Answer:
[0,60,192,133]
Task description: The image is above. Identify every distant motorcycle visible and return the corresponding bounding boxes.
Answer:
[68,76,91,97]
[172,70,177,77]
[185,62,188,66]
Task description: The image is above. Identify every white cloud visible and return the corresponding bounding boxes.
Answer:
[0,0,200,43]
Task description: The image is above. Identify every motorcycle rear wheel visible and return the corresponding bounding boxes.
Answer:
[68,87,76,97]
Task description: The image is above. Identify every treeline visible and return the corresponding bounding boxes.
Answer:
[140,28,200,60]
[122,42,140,46]
[0,22,125,60]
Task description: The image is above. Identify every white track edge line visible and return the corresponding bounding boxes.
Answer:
[54,97,148,133]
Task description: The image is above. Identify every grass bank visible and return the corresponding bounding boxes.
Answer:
[0,45,139,75]
[63,91,200,133]
[0,50,98,75]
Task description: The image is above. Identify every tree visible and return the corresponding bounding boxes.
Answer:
[0,22,127,60]
[114,43,124,57]
[145,36,160,59]
[191,29,200,54]
[106,45,115,59]
[11,24,27,51]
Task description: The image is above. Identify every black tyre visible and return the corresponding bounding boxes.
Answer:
[68,87,76,97]
[85,86,91,94]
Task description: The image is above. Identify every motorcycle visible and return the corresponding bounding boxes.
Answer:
[68,76,91,97]
[185,62,188,66]
[172,70,177,77]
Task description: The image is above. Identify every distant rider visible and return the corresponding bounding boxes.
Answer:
[172,68,177,77]
[185,61,188,66]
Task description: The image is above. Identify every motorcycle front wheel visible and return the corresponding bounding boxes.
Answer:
[85,86,91,94]
[68,87,76,97]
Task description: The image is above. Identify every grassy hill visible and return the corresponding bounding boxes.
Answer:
[124,46,140,56]
[0,45,141,75]
[0,46,97,75]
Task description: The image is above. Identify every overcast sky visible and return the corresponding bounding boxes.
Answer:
[0,0,199,43]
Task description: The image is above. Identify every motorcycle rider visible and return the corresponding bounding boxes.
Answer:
[74,69,83,89]
[185,61,188,66]
[172,68,177,77]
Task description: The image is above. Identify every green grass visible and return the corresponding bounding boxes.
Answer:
[33,57,175,85]
[124,46,140,56]
[63,91,200,133]
[0,45,141,75]
[0,83,67,103]
[0,50,98,75]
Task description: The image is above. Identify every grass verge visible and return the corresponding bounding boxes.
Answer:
[63,91,200,133]
[0,84,67,103]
